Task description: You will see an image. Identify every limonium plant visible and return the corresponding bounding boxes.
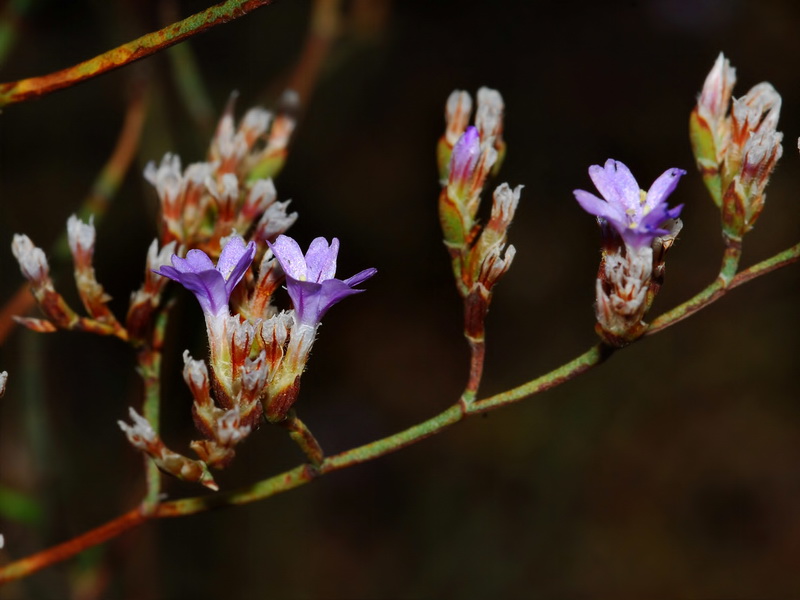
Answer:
[0,39,798,592]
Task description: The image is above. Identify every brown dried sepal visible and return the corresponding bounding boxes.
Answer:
[265,375,301,423]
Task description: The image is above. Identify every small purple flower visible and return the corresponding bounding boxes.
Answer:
[268,235,376,327]
[574,159,686,249]
[156,237,256,317]
[450,126,481,188]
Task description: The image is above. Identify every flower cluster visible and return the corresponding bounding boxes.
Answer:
[437,88,521,342]
[574,159,685,346]
[144,91,299,255]
[690,53,783,241]
[146,233,375,469]
[12,92,375,487]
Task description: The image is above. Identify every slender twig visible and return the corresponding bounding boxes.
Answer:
[647,241,800,335]
[279,411,325,467]
[0,241,797,584]
[0,0,278,108]
[137,308,171,512]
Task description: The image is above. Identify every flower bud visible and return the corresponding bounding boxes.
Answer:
[437,90,473,184]
[12,234,50,285]
[66,215,96,270]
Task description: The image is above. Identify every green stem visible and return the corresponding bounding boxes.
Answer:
[460,336,485,407]
[138,309,170,512]
[0,0,278,107]
[648,241,800,336]
[718,237,742,286]
[137,348,162,512]
[279,412,325,467]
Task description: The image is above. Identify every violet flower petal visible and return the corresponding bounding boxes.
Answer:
[269,235,307,280]
[573,189,626,224]
[269,235,376,326]
[304,237,339,282]
[588,159,640,213]
[574,160,685,250]
[644,168,686,213]
[344,267,378,288]
[450,126,481,184]
[154,237,256,318]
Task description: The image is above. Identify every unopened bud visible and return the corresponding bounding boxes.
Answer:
[698,53,736,127]
[241,178,277,221]
[240,107,272,143]
[117,407,158,450]
[475,87,504,142]
[445,90,473,146]
[215,409,252,446]
[12,234,49,284]
[66,215,96,270]
[183,350,211,407]
[254,199,298,242]
[0,371,7,397]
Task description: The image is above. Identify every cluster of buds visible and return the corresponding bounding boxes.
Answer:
[574,159,685,346]
[118,407,217,490]
[11,218,133,340]
[690,53,783,243]
[143,90,299,257]
[437,88,521,341]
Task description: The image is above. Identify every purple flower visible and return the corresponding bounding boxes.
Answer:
[450,126,481,188]
[156,237,256,317]
[268,235,376,327]
[573,159,686,249]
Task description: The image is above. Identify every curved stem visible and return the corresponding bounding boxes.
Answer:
[0,0,278,108]
[1,241,797,584]
[280,412,325,467]
[647,241,800,335]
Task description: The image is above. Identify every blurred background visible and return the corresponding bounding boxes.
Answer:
[0,0,799,597]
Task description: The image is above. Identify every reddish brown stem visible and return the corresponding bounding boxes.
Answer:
[0,509,147,584]
[0,0,277,107]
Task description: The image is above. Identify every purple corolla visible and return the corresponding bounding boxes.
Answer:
[268,235,376,327]
[573,159,685,249]
[450,126,481,188]
[156,237,256,317]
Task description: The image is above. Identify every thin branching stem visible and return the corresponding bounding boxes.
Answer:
[0,0,278,107]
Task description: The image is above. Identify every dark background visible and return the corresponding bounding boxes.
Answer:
[0,0,799,597]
